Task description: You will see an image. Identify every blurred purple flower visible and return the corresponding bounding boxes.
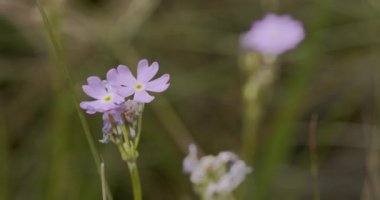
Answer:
[80,76,125,114]
[240,13,305,55]
[107,59,170,103]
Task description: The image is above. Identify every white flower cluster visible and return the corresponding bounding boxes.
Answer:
[183,144,252,199]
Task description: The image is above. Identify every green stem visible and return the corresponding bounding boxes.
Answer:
[239,53,277,199]
[127,161,142,200]
[101,162,107,200]
[135,104,144,148]
[240,53,277,164]
[117,142,129,161]
[120,125,131,150]
[242,54,276,162]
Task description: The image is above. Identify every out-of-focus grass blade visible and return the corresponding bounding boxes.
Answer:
[0,111,9,200]
[101,162,107,200]
[43,89,75,200]
[36,1,113,200]
[309,114,320,200]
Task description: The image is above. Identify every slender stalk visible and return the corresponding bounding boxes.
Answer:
[116,142,142,200]
[120,125,131,150]
[308,114,320,200]
[362,66,380,199]
[135,105,144,148]
[238,53,277,200]
[101,162,107,200]
[117,142,129,161]
[36,2,113,199]
[0,111,9,200]
[240,53,277,163]
[151,95,201,154]
[361,101,380,199]
[127,161,142,200]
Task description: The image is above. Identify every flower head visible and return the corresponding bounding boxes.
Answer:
[183,145,252,199]
[80,76,125,114]
[100,100,143,143]
[107,59,170,103]
[101,104,126,141]
[240,13,305,55]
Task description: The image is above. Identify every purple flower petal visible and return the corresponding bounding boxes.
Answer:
[118,87,135,97]
[106,68,118,86]
[82,76,108,99]
[111,94,126,105]
[240,13,305,55]
[87,76,104,88]
[146,74,170,92]
[116,65,137,86]
[80,100,106,114]
[82,85,105,99]
[133,90,155,103]
[106,65,137,98]
[137,60,159,83]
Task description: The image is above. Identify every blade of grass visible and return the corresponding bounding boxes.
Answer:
[44,89,74,200]
[36,1,113,199]
[101,162,107,200]
[0,110,9,200]
[361,68,380,200]
[152,95,201,155]
[309,114,320,200]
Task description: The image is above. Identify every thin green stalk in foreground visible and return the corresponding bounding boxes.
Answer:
[101,162,107,200]
[0,112,9,200]
[127,162,142,200]
[36,2,113,199]
[308,114,320,200]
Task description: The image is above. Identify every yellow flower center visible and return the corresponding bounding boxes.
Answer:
[103,95,112,102]
[134,83,144,91]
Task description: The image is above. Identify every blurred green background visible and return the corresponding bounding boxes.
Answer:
[1,0,380,199]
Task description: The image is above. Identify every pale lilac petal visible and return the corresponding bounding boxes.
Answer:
[133,90,155,103]
[137,60,159,83]
[145,74,170,92]
[80,94,123,113]
[82,76,108,98]
[102,102,119,112]
[117,65,137,86]
[80,102,96,114]
[106,68,118,86]
[87,76,103,89]
[111,94,126,105]
[137,59,149,76]
[82,85,106,99]
[80,100,105,114]
[117,87,135,98]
